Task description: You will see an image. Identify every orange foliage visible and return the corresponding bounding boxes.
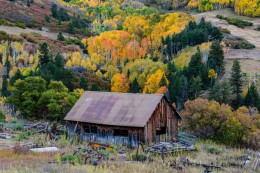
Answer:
[87,30,148,64]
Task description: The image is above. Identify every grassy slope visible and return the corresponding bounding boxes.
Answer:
[174,42,211,69]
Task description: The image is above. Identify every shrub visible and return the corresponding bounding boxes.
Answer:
[203,145,224,155]
[232,41,255,49]
[13,144,29,154]
[16,131,30,141]
[60,154,79,164]
[216,15,253,28]
[0,111,5,122]
[15,22,26,29]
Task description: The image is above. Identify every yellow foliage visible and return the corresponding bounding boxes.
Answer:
[208,69,218,79]
[123,16,151,39]
[96,70,103,78]
[151,13,193,50]
[143,69,167,94]
[174,42,211,68]
[111,73,129,93]
[234,0,260,17]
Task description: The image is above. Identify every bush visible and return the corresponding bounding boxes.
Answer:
[13,144,29,154]
[0,18,15,27]
[0,111,5,122]
[216,15,253,28]
[60,154,79,164]
[232,41,255,49]
[15,22,26,29]
[203,145,224,155]
[16,131,30,141]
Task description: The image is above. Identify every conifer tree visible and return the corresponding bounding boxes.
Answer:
[244,82,260,111]
[188,47,203,77]
[57,32,65,41]
[130,78,140,93]
[207,40,224,75]
[39,42,52,66]
[230,60,243,107]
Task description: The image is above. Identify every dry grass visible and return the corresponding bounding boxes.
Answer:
[0,137,258,173]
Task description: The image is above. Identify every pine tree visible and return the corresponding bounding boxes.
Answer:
[230,60,243,107]
[57,32,65,41]
[54,53,64,68]
[209,80,231,104]
[159,73,168,87]
[1,77,9,97]
[80,77,88,90]
[207,40,224,75]
[130,78,140,93]
[39,42,52,66]
[188,47,203,77]
[51,4,58,18]
[189,76,202,99]
[10,69,23,86]
[244,82,260,110]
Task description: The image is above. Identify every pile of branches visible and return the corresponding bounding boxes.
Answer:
[23,122,65,140]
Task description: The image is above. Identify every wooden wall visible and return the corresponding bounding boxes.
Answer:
[145,98,179,144]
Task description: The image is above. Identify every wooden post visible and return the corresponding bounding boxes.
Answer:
[70,122,78,145]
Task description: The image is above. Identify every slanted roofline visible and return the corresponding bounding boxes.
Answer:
[64,91,179,127]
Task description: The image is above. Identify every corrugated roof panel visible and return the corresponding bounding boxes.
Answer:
[64,91,164,127]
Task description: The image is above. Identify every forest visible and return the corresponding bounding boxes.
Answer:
[0,0,259,149]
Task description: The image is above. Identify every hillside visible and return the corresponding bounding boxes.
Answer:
[0,0,259,172]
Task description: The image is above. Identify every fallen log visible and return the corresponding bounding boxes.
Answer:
[30,147,59,153]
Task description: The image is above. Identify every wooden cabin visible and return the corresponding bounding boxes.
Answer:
[64,91,181,146]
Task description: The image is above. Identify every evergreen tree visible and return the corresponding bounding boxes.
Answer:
[10,69,23,86]
[51,4,58,18]
[1,77,9,97]
[130,78,140,93]
[207,40,224,75]
[189,76,202,99]
[230,60,243,107]
[54,53,64,68]
[80,77,88,90]
[188,47,203,77]
[244,82,260,110]
[167,61,176,78]
[209,80,231,104]
[39,42,52,66]
[57,32,65,41]
[159,73,168,87]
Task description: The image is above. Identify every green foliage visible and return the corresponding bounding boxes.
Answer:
[230,60,243,107]
[216,15,253,28]
[7,76,46,118]
[232,40,255,49]
[244,82,260,111]
[60,154,79,164]
[16,131,30,141]
[209,80,231,104]
[0,111,6,122]
[215,116,244,145]
[1,77,10,97]
[57,32,65,41]
[182,98,257,146]
[207,40,224,75]
[51,4,70,21]
[15,22,26,29]
[162,18,222,57]
[130,78,140,93]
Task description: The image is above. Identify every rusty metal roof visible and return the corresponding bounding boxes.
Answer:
[64,91,166,127]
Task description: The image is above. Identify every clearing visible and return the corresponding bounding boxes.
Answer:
[192,8,260,76]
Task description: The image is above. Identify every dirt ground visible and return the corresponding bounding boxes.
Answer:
[192,9,260,76]
[0,26,74,40]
